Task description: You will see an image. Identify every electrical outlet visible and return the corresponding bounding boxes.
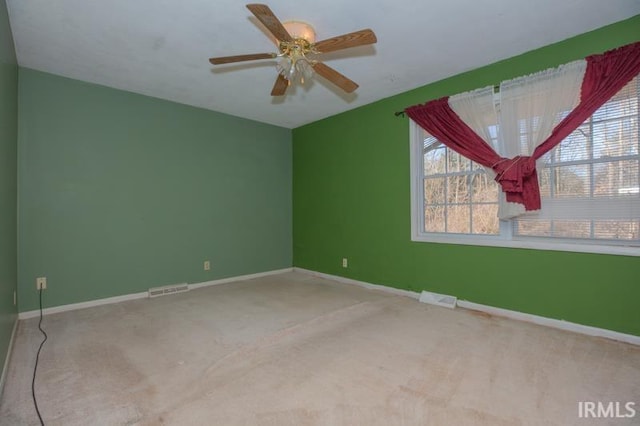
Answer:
[204,260,211,271]
[36,277,47,290]
[342,258,348,268]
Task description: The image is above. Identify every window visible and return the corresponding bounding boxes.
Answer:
[410,76,640,256]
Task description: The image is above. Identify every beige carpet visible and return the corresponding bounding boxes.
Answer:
[1,271,639,425]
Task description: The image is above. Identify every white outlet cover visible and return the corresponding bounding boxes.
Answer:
[36,277,47,289]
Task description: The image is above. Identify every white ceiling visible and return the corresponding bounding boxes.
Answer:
[6,0,640,129]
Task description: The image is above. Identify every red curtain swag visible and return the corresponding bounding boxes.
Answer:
[406,41,640,211]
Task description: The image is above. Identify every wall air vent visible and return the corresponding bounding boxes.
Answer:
[148,283,189,298]
[419,290,457,309]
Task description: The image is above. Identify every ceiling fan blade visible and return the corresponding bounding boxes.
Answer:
[312,62,359,93]
[271,74,289,96]
[246,4,292,42]
[209,53,276,65]
[313,29,377,54]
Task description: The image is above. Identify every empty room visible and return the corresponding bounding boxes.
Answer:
[1,1,639,425]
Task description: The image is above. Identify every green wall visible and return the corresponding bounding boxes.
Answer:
[293,16,640,336]
[0,0,18,375]
[18,69,292,311]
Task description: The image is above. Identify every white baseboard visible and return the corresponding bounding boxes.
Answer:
[294,267,640,346]
[18,291,149,320]
[456,300,640,346]
[189,268,293,290]
[293,267,421,300]
[0,317,18,400]
[18,267,294,320]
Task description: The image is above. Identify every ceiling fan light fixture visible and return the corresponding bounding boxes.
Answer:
[276,56,314,84]
[276,21,317,84]
[297,59,314,82]
[282,20,316,44]
[276,56,293,76]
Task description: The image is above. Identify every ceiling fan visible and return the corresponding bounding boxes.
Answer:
[208,4,377,96]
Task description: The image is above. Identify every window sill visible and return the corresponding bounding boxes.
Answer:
[411,233,640,257]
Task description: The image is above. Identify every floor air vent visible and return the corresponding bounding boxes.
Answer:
[148,283,189,298]
[419,291,457,309]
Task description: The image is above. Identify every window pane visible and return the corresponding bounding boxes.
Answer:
[553,124,590,162]
[594,220,640,240]
[447,205,470,233]
[594,160,639,196]
[470,173,498,202]
[472,204,499,234]
[447,175,469,203]
[552,164,590,197]
[472,161,485,170]
[552,220,591,238]
[537,167,551,198]
[447,150,470,172]
[593,117,639,159]
[424,206,445,232]
[424,146,446,175]
[424,178,445,204]
[516,220,551,237]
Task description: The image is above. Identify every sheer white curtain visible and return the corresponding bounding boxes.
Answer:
[448,61,587,219]
[497,60,586,218]
[449,86,496,144]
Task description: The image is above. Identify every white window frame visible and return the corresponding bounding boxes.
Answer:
[409,120,640,257]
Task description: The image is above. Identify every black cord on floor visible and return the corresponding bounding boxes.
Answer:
[31,288,47,426]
